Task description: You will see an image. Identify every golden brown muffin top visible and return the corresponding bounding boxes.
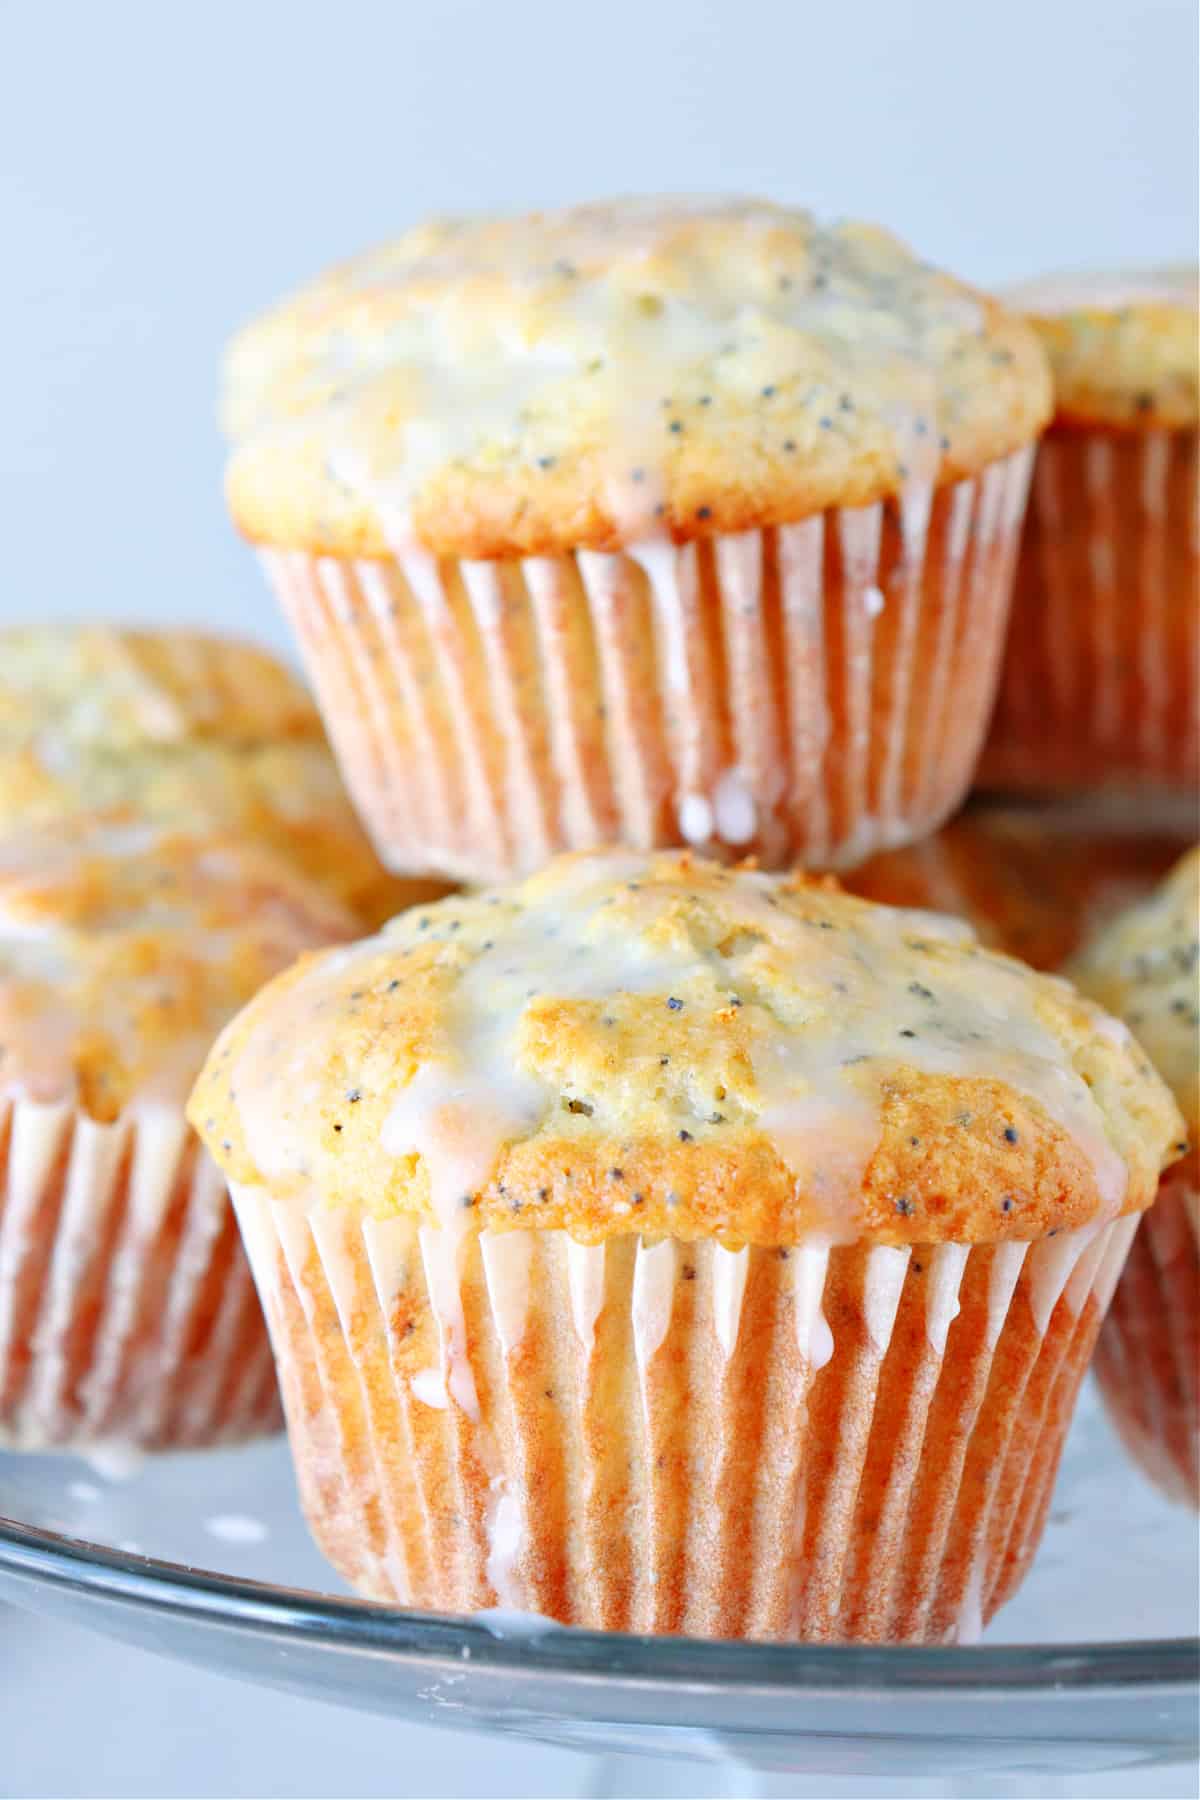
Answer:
[223,197,1051,560]
[0,625,449,928]
[1069,848,1199,1139]
[190,851,1180,1249]
[0,625,321,748]
[843,803,1192,974]
[1005,266,1198,429]
[0,820,356,1123]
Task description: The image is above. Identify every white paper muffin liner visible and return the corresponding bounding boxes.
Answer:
[1093,1166,1199,1508]
[232,1186,1135,1642]
[261,449,1033,881]
[983,427,1200,795]
[0,1094,280,1452]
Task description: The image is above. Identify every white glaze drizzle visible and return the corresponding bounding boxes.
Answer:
[984,1242,1029,1350]
[235,854,1133,1294]
[711,1244,750,1359]
[359,1213,411,1318]
[1024,1224,1102,1336]
[410,1367,449,1410]
[631,1237,676,1395]
[233,199,988,544]
[484,1490,525,1609]
[1087,1215,1140,1318]
[923,1242,970,1357]
[227,1184,283,1318]
[954,1541,988,1646]
[861,1245,911,1353]
[565,1238,606,1355]
[788,1243,835,1370]
[1062,1219,1115,1317]
[416,1217,526,1607]
[417,1221,480,1418]
[307,1208,362,1336]
[479,1229,533,1358]
[711,769,758,846]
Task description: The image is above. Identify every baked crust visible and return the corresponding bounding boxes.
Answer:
[0,625,450,927]
[223,199,1051,559]
[1006,268,1198,429]
[1069,848,1200,1138]
[0,820,356,1122]
[191,851,1181,1244]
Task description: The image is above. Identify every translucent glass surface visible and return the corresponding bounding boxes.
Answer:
[0,1378,1195,1778]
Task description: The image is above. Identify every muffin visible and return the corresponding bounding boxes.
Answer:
[843,800,1192,971]
[0,819,356,1453]
[1069,850,1199,1506]
[0,625,450,927]
[222,198,1051,881]
[981,268,1199,797]
[190,851,1178,1640]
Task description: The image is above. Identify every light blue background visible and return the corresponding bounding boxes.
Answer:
[2,0,1195,654]
[1,2,1196,1794]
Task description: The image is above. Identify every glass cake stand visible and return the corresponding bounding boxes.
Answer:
[0,1378,1195,1782]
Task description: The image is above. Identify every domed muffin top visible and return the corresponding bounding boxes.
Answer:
[0,626,449,928]
[0,820,355,1122]
[0,625,320,748]
[1005,265,1198,428]
[190,851,1180,1247]
[223,197,1051,560]
[1069,848,1200,1138]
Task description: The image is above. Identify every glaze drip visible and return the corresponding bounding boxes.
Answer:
[224,852,1134,1241]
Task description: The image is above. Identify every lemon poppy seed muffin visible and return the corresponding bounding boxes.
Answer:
[224,198,1051,878]
[843,801,1192,972]
[982,268,1199,797]
[191,851,1178,1641]
[1070,849,1199,1505]
[0,626,450,926]
[0,820,357,1453]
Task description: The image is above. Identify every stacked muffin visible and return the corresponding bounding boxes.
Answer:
[223,199,1050,878]
[981,269,1198,796]
[172,197,1195,1644]
[0,627,439,1453]
[191,852,1178,1639]
[841,264,1198,1512]
[0,626,449,927]
[1070,852,1199,1507]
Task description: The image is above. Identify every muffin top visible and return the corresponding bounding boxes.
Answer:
[223,197,1051,560]
[0,820,356,1123]
[191,851,1180,1248]
[1005,266,1198,429]
[1069,848,1199,1139]
[844,803,1192,973]
[0,626,449,928]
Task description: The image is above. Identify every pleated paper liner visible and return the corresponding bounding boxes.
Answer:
[1093,1159,1199,1508]
[0,1095,280,1453]
[982,427,1200,796]
[233,1188,1136,1642]
[262,448,1033,883]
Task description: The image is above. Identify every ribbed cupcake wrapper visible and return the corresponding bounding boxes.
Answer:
[262,449,1032,882]
[0,1095,280,1452]
[233,1187,1134,1641]
[983,427,1200,796]
[1093,1165,1199,1508]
